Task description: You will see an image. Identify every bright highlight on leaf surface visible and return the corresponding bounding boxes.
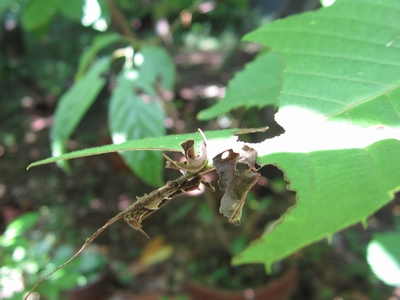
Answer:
[367,231,400,287]
[232,0,400,267]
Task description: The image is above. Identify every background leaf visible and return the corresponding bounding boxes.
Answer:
[58,0,85,22]
[198,52,283,120]
[108,45,175,186]
[50,56,111,171]
[367,228,400,287]
[109,67,166,187]
[134,45,176,90]
[75,33,122,80]
[22,0,58,31]
[0,0,14,14]
[3,212,39,241]
[233,0,400,267]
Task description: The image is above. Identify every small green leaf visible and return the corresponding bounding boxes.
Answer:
[50,56,111,171]
[76,33,122,80]
[135,45,176,90]
[107,45,175,186]
[22,0,58,31]
[79,251,107,273]
[109,67,166,187]
[367,229,400,287]
[198,52,282,120]
[58,0,85,22]
[0,0,14,14]
[3,212,39,241]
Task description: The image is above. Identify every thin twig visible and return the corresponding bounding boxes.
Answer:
[106,0,137,40]
[24,167,215,300]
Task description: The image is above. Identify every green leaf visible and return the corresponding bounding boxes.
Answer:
[58,0,85,21]
[75,33,122,80]
[135,45,176,90]
[22,0,58,31]
[28,128,240,169]
[3,212,39,241]
[109,67,166,187]
[35,280,59,300]
[367,229,400,287]
[233,0,400,266]
[107,45,175,186]
[198,52,282,120]
[50,56,112,171]
[79,250,107,273]
[0,0,14,14]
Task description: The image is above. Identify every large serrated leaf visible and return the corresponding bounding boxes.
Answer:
[50,56,111,170]
[197,52,282,120]
[233,0,400,266]
[109,68,166,187]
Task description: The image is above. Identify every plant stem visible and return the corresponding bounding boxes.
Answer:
[106,0,140,46]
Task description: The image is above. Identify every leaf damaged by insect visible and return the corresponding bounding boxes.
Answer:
[213,146,261,225]
[163,129,208,173]
[25,128,265,300]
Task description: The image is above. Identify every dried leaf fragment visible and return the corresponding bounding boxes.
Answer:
[213,146,260,225]
[164,130,208,172]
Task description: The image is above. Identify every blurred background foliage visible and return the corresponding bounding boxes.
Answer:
[1,0,399,299]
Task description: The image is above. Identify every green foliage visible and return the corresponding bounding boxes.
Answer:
[108,45,175,186]
[20,0,109,32]
[0,212,107,299]
[76,33,122,80]
[109,66,166,186]
[58,0,85,22]
[367,224,400,287]
[18,0,400,293]
[231,0,400,267]
[22,0,58,31]
[50,56,112,171]
[1,212,39,241]
[28,128,239,169]
[0,0,14,14]
[198,52,282,120]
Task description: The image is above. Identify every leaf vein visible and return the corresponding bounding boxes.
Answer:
[281,50,400,68]
[281,92,346,105]
[285,70,391,87]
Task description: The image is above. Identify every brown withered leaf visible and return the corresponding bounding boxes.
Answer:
[234,126,269,135]
[164,130,208,173]
[213,146,260,225]
[238,145,258,169]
